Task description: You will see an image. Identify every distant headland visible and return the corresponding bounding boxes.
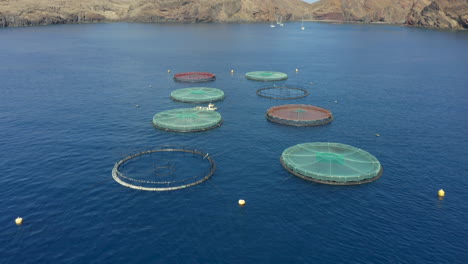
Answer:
[0,0,466,30]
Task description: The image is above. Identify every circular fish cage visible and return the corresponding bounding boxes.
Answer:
[281,142,383,185]
[152,108,223,132]
[173,72,216,83]
[112,146,216,191]
[256,86,309,100]
[266,104,333,126]
[245,71,288,81]
[170,87,225,103]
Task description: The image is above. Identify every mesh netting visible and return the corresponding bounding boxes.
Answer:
[112,146,216,191]
[174,72,216,83]
[245,71,288,81]
[281,142,383,185]
[256,86,309,100]
[152,108,222,132]
[266,104,333,126]
[170,87,225,103]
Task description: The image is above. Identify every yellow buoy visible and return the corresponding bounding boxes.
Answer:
[15,217,23,225]
[438,189,445,197]
[238,199,246,206]
[230,69,234,73]
[167,70,171,73]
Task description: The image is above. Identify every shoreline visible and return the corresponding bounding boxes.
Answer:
[0,19,465,31]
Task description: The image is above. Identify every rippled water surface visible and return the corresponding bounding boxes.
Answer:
[1,23,467,263]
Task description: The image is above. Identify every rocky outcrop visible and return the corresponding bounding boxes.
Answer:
[407,0,468,29]
[307,0,467,29]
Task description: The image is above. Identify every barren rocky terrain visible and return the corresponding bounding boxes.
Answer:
[0,0,466,29]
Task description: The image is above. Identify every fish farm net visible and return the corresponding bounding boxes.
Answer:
[281,142,383,185]
[245,71,288,81]
[266,104,333,126]
[173,72,216,83]
[152,108,223,132]
[170,87,225,103]
[256,86,309,100]
[112,146,216,191]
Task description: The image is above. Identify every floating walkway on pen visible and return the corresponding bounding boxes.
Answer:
[112,146,216,191]
[245,71,288,81]
[152,108,222,132]
[281,142,383,185]
[266,104,333,126]
[174,72,216,83]
[170,87,224,103]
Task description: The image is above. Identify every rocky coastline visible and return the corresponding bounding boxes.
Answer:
[0,0,466,29]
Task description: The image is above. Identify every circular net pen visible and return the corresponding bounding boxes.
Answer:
[256,86,309,100]
[245,71,288,81]
[112,146,216,191]
[152,108,223,132]
[170,87,225,103]
[266,104,333,126]
[281,142,383,185]
[174,72,216,83]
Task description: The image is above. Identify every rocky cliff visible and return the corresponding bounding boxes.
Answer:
[307,0,468,29]
[0,0,466,29]
[407,0,468,29]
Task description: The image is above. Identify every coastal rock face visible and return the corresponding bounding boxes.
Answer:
[0,0,310,27]
[307,0,467,29]
[0,0,466,29]
[407,0,468,29]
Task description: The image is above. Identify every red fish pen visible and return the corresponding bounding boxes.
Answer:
[266,104,333,126]
[173,72,216,83]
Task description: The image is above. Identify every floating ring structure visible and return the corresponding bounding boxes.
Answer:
[266,104,333,126]
[256,86,309,100]
[281,142,383,185]
[112,146,216,191]
[170,87,225,103]
[245,71,288,81]
[174,72,216,83]
[152,108,223,132]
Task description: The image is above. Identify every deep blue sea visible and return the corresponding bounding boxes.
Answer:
[1,22,467,263]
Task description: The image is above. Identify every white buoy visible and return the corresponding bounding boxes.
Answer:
[167,70,171,73]
[230,69,234,73]
[375,133,380,137]
[295,68,299,72]
[238,199,246,206]
[15,217,23,225]
[135,105,140,108]
[334,100,339,103]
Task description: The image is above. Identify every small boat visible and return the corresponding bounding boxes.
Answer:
[301,17,305,30]
[277,16,284,26]
[194,103,218,111]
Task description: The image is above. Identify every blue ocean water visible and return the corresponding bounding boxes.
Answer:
[0,22,467,263]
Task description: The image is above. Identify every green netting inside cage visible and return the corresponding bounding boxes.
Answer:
[245,71,288,81]
[152,108,222,132]
[281,142,382,185]
[170,87,225,103]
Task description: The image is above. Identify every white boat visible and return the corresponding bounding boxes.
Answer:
[301,17,305,30]
[270,24,276,28]
[277,16,284,26]
[194,103,218,111]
